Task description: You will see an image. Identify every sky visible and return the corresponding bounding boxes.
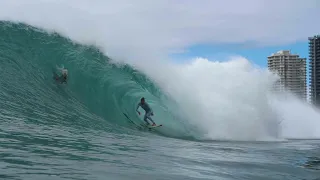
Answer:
[0,0,319,69]
[1,0,319,60]
[171,41,310,68]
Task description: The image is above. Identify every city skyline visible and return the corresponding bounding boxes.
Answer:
[267,50,307,100]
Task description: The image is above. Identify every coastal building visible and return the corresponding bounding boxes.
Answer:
[267,50,307,100]
[309,35,320,106]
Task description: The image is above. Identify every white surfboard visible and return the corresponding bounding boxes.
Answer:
[147,124,162,129]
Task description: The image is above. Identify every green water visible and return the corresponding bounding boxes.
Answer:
[0,21,319,180]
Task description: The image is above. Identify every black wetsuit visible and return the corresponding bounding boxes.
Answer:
[53,73,67,84]
[60,75,67,83]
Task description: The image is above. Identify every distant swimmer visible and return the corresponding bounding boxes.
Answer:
[53,65,68,84]
[136,97,156,126]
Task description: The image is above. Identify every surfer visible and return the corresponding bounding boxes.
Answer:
[54,65,68,84]
[136,97,156,126]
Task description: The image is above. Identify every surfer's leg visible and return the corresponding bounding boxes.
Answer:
[146,112,155,124]
[143,114,151,125]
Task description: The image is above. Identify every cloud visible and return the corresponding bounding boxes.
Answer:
[0,0,319,58]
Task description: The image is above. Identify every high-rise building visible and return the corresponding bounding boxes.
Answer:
[267,50,307,100]
[309,35,320,106]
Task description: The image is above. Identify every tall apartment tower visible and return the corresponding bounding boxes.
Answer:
[267,50,307,100]
[309,35,320,106]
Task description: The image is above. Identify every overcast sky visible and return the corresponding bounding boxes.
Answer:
[0,0,319,58]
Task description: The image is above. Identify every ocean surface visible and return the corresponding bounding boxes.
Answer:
[1,21,320,180]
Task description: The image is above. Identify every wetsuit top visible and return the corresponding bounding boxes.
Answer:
[136,102,152,113]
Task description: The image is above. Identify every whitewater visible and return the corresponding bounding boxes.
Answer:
[1,1,320,180]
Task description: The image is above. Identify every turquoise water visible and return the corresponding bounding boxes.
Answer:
[0,21,319,180]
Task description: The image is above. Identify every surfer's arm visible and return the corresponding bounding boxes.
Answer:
[136,103,140,112]
[56,65,66,74]
[56,65,62,71]
[136,103,141,115]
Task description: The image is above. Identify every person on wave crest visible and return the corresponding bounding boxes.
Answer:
[53,65,68,84]
[136,97,157,126]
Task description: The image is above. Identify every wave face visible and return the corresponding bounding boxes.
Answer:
[0,21,196,139]
[1,21,320,142]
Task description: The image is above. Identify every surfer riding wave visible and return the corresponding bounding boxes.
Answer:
[136,97,157,126]
[53,65,68,84]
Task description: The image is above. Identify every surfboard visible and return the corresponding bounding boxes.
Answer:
[147,124,162,129]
